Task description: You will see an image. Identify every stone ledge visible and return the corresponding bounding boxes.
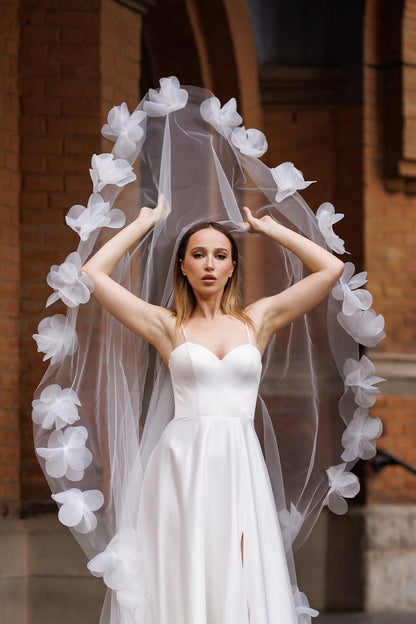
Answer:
[0,516,105,624]
[366,352,416,395]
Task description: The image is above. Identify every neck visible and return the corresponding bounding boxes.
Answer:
[192,292,225,321]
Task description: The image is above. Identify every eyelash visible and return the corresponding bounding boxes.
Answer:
[192,253,227,260]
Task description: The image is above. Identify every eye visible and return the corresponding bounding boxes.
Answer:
[192,252,204,259]
[216,253,227,260]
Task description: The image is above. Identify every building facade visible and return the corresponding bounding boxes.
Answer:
[1,0,415,621]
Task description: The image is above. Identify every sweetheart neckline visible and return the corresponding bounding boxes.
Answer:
[168,342,262,365]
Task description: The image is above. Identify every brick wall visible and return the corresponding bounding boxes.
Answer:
[263,106,363,267]
[364,0,416,504]
[0,0,20,517]
[19,0,142,514]
[367,395,416,504]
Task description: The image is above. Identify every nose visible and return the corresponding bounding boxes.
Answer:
[204,254,214,270]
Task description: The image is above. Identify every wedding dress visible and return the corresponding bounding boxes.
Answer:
[136,324,298,623]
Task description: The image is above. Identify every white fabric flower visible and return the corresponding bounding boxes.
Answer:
[270,162,315,202]
[341,407,383,462]
[332,262,373,315]
[52,488,104,534]
[88,530,147,610]
[143,76,188,117]
[326,463,360,515]
[231,126,268,157]
[89,153,136,193]
[36,426,93,481]
[316,202,345,254]
[46,251,93,308]
[32,384,81,430]
[200,96,242,137]
[33,314,79,365]
[292,586,319,623]
[279,503,302,544]
[337,308,386,348]
[343,355,385,408]
[66,193,126,242]
[101,103,146,158]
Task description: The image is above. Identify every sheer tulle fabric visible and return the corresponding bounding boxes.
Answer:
[32,78,385,623]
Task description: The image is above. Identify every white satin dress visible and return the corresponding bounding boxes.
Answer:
[136,325,298,623]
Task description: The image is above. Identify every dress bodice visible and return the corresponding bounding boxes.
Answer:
[168,341,262,420]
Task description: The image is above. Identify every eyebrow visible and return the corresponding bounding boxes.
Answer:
[189,246,230,253]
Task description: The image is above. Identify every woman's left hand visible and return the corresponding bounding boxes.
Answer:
[138,194,169,228]
[243,206,274,235]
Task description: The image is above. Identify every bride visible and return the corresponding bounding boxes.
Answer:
[32,77,384,623]
[80,196,343,623]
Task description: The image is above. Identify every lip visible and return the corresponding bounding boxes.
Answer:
[202,275,217,282]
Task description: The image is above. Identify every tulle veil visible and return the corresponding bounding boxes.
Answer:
[32,76,385,623]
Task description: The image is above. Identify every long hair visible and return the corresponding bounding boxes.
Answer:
[172,222,254,328]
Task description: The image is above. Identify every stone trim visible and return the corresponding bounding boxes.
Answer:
[367,351,416,395]
[259,64,361,108]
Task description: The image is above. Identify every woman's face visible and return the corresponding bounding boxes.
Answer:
[181,228,235,297]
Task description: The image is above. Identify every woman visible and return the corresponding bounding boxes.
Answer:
[33,77,384,623]
[80,196,343,623]
[81,199,343,369]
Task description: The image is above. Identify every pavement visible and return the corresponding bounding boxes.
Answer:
[317,614,416,624]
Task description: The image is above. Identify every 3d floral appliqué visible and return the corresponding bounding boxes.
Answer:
[32,384,81,430]
[292,586,319,623]
[66,193,126,242]
[101,103,146,158]
[33,314,79,365]
[337,308,386,348]
[231,126,268,157]
[332,262,372,315]
[326,463,360,514]
[89,153,136,194]
[46,251,93,308]
[200,96,242,137]
[52,488,104,534]
[143,76,188,117]
[343,355,385,407]
[270,162,315,203]
[341,407,383,462]
[36,426,93,481]
[88,530,147,610]
[316,202,345,254]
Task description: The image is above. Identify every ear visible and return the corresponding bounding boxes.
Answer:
[179,259,186,275]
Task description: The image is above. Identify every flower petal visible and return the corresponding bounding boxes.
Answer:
[231,126,268,157]
[271,162,315,202]
[143,76,188,117]
[33,315,79,365]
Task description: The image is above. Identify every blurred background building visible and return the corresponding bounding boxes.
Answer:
[0,0,415,621]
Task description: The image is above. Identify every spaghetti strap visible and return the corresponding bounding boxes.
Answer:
[245,323,252,345]
[181,324,188,343]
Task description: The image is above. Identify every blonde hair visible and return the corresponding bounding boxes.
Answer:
[171,222,254,329]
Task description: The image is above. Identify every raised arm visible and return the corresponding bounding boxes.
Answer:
[82,196,173,355]
[243,207,344,351]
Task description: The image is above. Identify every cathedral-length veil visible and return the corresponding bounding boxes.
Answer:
[32,77,385,623]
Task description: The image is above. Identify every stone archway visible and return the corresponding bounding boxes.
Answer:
[142,0,261,127]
